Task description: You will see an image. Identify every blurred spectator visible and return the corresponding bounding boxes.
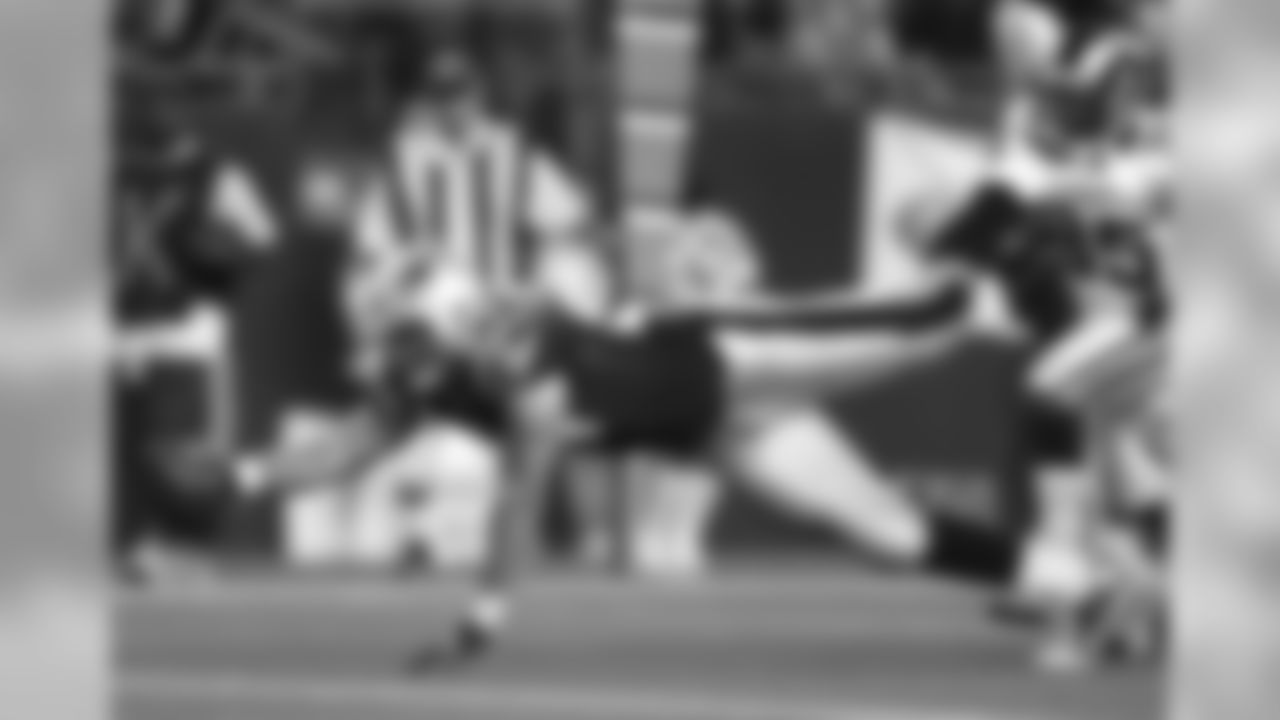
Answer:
[702,0,791,70]
[116,0,224,65]
[113,107,278,582]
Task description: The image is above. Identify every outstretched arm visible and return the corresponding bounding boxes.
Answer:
[678,275,975,335]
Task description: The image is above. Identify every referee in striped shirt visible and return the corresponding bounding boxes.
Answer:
[353,48,591,296]
[334,47,602,568]
[343,47,593,381]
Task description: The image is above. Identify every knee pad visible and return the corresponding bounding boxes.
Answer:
[1024,396,1086,464]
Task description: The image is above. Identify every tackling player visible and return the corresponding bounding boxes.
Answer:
[446,232,1101,660]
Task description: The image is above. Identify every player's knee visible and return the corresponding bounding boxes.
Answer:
[1024,396,1087,465]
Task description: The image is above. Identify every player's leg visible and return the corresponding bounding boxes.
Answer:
[1022,306,1154,669]
[720,407,1069,594]
[1086,339,1172,662]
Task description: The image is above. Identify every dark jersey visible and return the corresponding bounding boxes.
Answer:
[889,0,997,65]
[114,148,257,323]
[932,184,1087,340]
[933,183,1168,338]
[1082,220,1169,329]
[376,359,510,439]
[534,315,726,458]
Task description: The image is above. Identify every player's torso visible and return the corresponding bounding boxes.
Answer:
[541,315,726,457]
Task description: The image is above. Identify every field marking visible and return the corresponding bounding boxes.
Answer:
[121,671,1050,720]
[116,573,973,609]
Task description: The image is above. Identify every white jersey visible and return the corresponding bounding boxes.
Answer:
[343,118,590,379]
[354,117,591,290]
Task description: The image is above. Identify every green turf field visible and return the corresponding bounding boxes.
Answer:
[117,569,1158,720]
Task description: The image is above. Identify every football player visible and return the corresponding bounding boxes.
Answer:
[446,229,1099,660]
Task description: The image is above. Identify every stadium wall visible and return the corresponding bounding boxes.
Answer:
[685,91,1027,550]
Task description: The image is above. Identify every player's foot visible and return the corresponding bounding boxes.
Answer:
[1087,523,1167,665]
[1091,567,1168,665]
[1033,589,1114,675]
[454,615,497,659]
[452,594,511,661]
[1032,567,1167,674]
[1016,535,1109,674]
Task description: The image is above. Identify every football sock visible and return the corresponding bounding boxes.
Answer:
[923,514,1022,586]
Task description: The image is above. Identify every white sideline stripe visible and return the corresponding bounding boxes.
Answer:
[121,672,1031,720]
[117,575,968,608]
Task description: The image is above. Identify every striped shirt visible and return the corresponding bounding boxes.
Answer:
[354,117,590,289]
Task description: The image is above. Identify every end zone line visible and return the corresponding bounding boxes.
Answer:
[121,671,1061,720]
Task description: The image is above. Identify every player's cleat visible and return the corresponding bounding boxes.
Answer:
[452,615,498,660]
[1015,535,1112,675]
[1033,589,1112,675]
[1090,570,1168,666]
[409,599,507,674]
[451,594,510,661]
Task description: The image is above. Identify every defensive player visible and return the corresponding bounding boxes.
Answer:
[446,233,1102,659]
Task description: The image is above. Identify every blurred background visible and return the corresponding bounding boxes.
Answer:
[110,0,1040,582]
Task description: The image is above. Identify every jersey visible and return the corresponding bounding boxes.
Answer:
[368,118,590,286]
[533,314,726,458]
[931,184,1087,341]
[114,147,255,324]
[933,183,1167,340]
[1080,220,1169,330]
[888,0,998,65]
